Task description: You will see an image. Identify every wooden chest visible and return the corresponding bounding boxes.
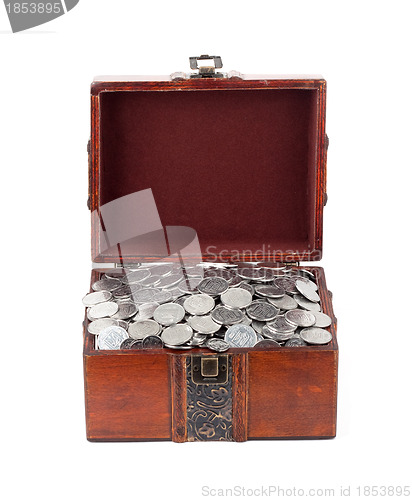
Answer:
[83,56,338,442]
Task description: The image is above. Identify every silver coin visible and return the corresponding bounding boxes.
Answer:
[288,274,311,284]
[123,268,151,284]
[285,309,316,327]
[142,335,164,349]
[254,339,282,348]
[251,320,266,334]
[255,333,265,342]
[169,287,185,299]
[312,311,332,328]
[112,283,142,299]
[203,268,234,281]
[130,288,160,304]
[290,274,318,291]
[237,267,275,282]
[197,277,229,295]
[111,301,138,320]
[237,315,252,326]
[188,333,208,346]
[220,288,253,309]
[267,315,297,333]
[182,264,204,276]
[128,319,161,340]
[261,326,294,342]
[178,277,203,294]
[86,308,94,322]
[187,315,221,334]
[235,262,259,270]
[129,340,143,349]
[228,274,244,287]
[152,290,173,304]
[238,282,254,295]
[161,323,193,346]
[103,271,129,280]
[164,343,193,350]
[211,306,244,325]
[157,274,184,288]
[132,302,159,320]
[117,320,129,330]
[140,275,161,287]
[88,301,118,320]
[92,278,122,292]
[295,279,320,302]
[267,294,298,310]
[82,290,112,307]
[300,327,332,345]
[87,317,118,335]
[246,301,279,321]
[173,295,192,308]
[206,338,230,352]
[98,326,129,350]
[154,303,185,326]
[120,338,136,349]
[116,295,135,303]
[148,263,174,277]
[225,324,257,348]
[183,294,215,315]
[255,284,285,298]
[294,294,321,311]
[292,268,317,281]
[254,268,279,282]
[213,327,227,339]
[256,261,287,270]
[274,277,298,294]
[285,337,308,347]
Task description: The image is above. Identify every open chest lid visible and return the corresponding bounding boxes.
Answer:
[89,56,328,265]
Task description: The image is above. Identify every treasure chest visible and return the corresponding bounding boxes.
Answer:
[83,55,338,442]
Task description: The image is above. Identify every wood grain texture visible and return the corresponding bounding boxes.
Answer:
[90,76,326,94]
[84,351,171,441]
[170,354,187,443]
[232,353,248,442]
[248,349,337,439]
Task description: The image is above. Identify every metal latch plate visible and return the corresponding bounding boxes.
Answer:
[189,54,224,79]
[191,355,228,385]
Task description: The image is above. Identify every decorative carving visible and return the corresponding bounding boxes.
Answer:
[186,357,233,441]
[186,357,234,441]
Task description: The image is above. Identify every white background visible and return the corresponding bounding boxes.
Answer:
[1,1,411,498]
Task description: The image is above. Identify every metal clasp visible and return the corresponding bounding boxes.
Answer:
[189,54,224,78]
[191,355,228,384]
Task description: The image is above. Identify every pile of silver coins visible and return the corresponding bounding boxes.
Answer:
[82,263,333,352]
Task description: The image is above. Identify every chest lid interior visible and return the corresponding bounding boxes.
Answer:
[89,67,327,265]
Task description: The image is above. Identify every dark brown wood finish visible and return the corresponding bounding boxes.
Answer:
[170,354,187,443]
[248,350,337,439]
[89,76,327,264]
[232,353,248,442]
[84,352,171,441]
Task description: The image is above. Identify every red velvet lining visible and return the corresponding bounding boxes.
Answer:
[99,88,318,260]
